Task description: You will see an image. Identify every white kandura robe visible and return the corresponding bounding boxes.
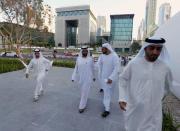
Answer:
[98,53,120,111]
[119,57,173,131]
[72,57,95,109]
[26,57,51,97]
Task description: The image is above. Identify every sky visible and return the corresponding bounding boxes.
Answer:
[43,0,180,39]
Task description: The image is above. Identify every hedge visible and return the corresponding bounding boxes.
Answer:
[0,59,75,74]
[0,59,24,74]
[53,61,75,68]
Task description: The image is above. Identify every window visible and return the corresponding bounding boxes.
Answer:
[57,10,88,17]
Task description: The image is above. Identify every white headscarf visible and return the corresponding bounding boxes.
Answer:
[102,43,115,54]
[135,36,170,65]
[78,46,90,58]
[33,49,44,59]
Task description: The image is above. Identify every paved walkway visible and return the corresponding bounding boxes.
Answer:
[0,67,125,131]
[163,94,180,130]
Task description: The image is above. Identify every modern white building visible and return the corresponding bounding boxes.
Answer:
[55,5,97,48]
[28,5,56,33]
[145,0,157,37]
[137,19,146,44]
[97,16,106,36]
[40,5,56,33]
[158,3,171,26]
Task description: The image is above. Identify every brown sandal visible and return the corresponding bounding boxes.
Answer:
[79,109,84,113]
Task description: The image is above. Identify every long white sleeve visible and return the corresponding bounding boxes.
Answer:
[72,59,79,81]
[43,58,51,70]
[91,58,96,79]
[165,67,173,94]
[119,62,131,102]
[26,60,33,74]
[97,55,102,80]
[109,55,120,81]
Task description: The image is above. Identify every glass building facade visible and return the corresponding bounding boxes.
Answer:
[57,10,89,17]
[110,14,134,52]
[66,20,78,46]
[90,20,97,43]
[145,0,157,37]
[158,3,171,26]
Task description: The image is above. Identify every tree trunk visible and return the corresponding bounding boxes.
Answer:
[8,43,11,50]
[2,37,6,52]
[16,41,26,64]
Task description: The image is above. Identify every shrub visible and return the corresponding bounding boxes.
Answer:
[53,61,75,68]
[0,59,75,74]
[0,59,25,73]
[58,43,62,47]
[162,108,180,131]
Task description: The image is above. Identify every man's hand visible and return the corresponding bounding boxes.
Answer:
[107,79,112,84]
[26,74,29,79]
[72,80,74,82]
[119,102,127,111]
[93,78,96,82]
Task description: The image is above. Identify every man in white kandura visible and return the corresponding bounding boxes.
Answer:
[98,43,120,117]
[26,49,52,102]
[119,36,173,131]
[72,46,96,113]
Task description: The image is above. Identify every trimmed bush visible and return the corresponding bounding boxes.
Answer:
[53,61,75,68]
[0,59,25,74]
[0,59,75,74]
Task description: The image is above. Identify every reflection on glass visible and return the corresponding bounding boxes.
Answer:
[66,20,78,47]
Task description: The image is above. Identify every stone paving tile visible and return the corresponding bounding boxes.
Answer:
[2,67,179,131]
[0,67,125,131]
[163,94,180,130]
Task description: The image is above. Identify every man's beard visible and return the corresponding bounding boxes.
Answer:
[102,51,107,54]
[35,56,40,59]
[146,53,159,62]
[82,54,87,57]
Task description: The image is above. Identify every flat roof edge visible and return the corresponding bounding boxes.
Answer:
[56,5,90,12]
